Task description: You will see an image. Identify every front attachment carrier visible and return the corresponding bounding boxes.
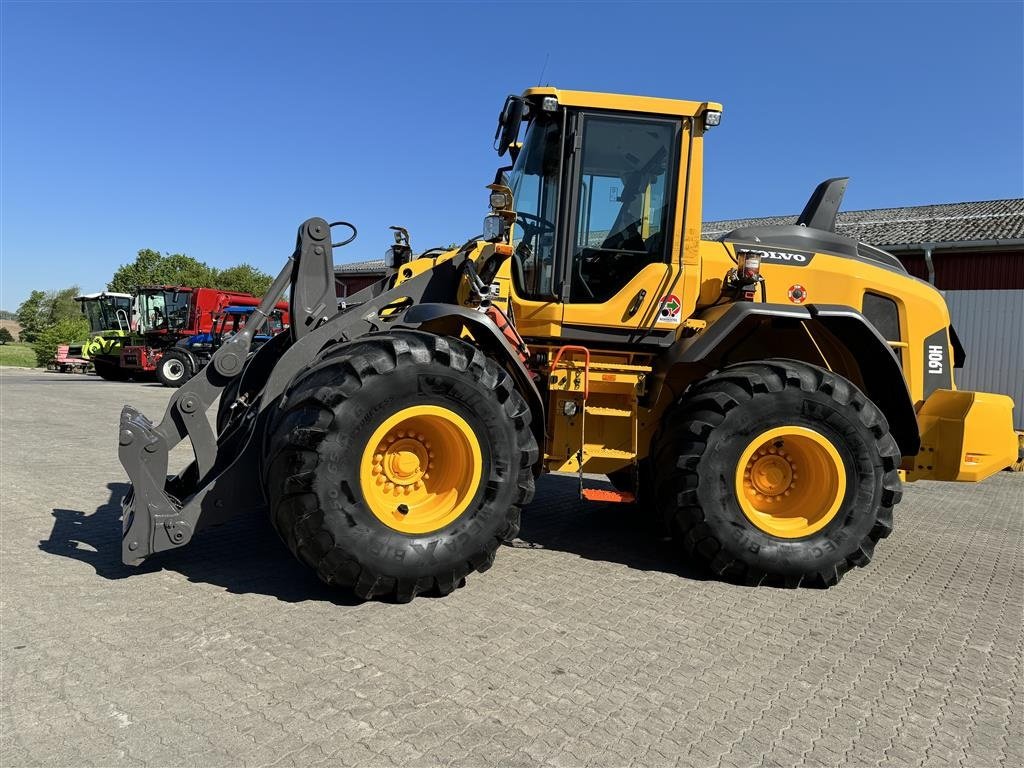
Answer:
[117,217,490,566]
[118,218,341,564]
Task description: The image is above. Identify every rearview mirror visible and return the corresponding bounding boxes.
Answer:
[494,95,525,157]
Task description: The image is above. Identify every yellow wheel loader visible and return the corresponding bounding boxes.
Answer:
[117,88,1019,601]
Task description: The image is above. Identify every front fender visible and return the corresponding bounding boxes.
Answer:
[399,303,546,461]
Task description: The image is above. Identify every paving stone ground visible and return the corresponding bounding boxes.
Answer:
[1,367,1022,767]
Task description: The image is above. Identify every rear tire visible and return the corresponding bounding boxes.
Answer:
[157,349,193,388]
[92,357,129,381]
[653,359,902,587]
[264,331,538,602]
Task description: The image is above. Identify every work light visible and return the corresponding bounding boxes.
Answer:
[737,249,762,282]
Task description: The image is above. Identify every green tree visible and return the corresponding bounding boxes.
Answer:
[108,249,217,292]
[16,286,82,342]
[0,327,13,345]
[31,316,90,366]
[41,286,81,326]
[215,263,273,296]
[16,290,46,342]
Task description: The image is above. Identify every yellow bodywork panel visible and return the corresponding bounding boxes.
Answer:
[386,91,1019,489]
[908,389,1018,482]
[545,351,648,475]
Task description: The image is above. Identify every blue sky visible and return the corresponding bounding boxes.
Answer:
[1,1,1021,309]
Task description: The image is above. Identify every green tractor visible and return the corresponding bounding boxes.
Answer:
[74,291,134,378]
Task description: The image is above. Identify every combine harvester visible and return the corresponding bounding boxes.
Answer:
[45,291,132,375]
[115,87,1019,601]
[77,291,133,364]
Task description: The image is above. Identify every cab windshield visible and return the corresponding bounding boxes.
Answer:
[140,290,190,332]
[80,297,131,333]
[506,114,562,298]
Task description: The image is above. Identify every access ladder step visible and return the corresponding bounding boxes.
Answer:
[584,405,633,417]
[581,488,636,504]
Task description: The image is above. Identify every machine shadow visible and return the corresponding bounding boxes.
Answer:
[42,482,359,605]
[41,474,708,604]
[513,473,710,582]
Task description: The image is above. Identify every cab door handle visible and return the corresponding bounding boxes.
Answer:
[625,289,647,319]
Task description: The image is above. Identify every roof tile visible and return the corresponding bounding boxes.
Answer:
[335,199,1024,275]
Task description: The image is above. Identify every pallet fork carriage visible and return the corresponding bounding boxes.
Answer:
[117,87,1018,601]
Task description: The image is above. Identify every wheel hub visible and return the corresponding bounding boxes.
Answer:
[745,450,796,500]
[359,405,482,534]
[735,426,846,539]
[373,435,433,493]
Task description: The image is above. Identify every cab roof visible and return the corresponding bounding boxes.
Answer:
[522,87,722,119]
[74,291,132,301]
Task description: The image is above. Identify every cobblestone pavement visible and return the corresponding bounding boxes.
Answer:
[2,367,1022,767]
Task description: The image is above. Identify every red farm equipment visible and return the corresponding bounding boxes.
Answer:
[92,286,275,382]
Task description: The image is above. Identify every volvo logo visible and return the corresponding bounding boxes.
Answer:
[730,244,815,266]
[759,250,813,265]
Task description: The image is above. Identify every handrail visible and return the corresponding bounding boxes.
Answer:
[550,345,591,400]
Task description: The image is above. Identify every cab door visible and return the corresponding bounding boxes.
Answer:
[558,112,686,344]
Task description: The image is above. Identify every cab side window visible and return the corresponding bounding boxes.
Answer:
[570,115,677,303]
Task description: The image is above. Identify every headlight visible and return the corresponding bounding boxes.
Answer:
[705,110,722,127]
[489,191,509,209]
[384,246,398,268]
[483,213,507,242]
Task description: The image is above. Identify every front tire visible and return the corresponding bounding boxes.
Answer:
[264,331,538,602]
[653,359,902,587]
[157,349,193,388]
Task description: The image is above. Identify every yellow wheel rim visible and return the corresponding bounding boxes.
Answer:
[735,426,847,539]
[359,405,483,534]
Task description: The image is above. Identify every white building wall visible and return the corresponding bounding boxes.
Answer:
[945,289,1024,429]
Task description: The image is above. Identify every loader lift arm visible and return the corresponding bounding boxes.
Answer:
[118,218,339,562]
[118,218,542,565]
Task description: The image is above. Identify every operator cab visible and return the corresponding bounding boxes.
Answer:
[494,88,721,315]
[137,287,191,333]
[75,291,133,334]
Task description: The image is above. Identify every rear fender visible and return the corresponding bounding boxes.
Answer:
[810,305,920,456]
[659,302,920,457]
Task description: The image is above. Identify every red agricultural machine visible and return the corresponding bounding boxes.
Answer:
[92,286,281,381]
